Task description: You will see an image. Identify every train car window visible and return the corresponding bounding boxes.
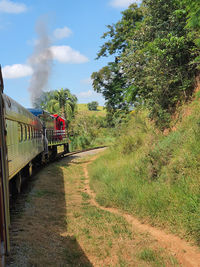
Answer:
[22,124,24,141]
[6,121,10,146]
[29,126,32,139]
[28,126,32,140]
[24,125,27,141]
[18,123,23,142]
[27,126,30,140]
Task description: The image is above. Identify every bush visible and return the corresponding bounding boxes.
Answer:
[70,114,115,151]
[88,101,99,111]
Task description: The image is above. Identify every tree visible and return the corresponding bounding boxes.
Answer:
[92,62,129,114]
[49,88,77,123]
[121,0,199,127]
[93,0,199,128]
[34,88,77,125]
[184,0,200,66]
[92,4,143,122]
[87,101,99,111]
[96,3,143,58]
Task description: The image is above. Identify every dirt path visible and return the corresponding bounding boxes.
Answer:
[83,155,200,267]
[6,148,199,266]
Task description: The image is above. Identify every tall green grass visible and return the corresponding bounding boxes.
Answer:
[89,100,200,245]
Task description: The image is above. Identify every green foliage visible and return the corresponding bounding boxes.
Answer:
[70,114,114,151]
[121,0,198,127]
[92,4,143,121]
[33,88,77,125]
[96,3,143,58]
[184,0,200,52]
[93,0,200,128]
[87,101,98,111]
[138,249,160,264]
[91,62,130,119]
[89,102,200,244]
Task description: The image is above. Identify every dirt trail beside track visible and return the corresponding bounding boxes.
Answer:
[83,154,200,267]
[6,148,200,266]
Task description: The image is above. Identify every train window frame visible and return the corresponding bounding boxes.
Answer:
[30,126,32,140]
[27,125,30,140]
[24,124,27,141]
[18,123,23,143]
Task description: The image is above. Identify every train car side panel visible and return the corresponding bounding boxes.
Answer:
[3,95,44,180]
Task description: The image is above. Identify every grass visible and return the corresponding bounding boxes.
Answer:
[89,99,200,245]
[7,153,179,266]
[77,103,106,117]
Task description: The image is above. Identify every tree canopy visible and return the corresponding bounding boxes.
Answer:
[92,0,200,128]
[34,88,77,124]
[87,101,99,111]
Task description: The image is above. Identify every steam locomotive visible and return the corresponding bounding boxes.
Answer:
[0,67,69,264]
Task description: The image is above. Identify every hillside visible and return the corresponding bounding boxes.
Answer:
[77,104,106,117]
[88,94,200,246]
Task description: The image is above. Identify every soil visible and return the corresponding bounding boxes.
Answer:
[6,148,200,266]
[83,153,200,267]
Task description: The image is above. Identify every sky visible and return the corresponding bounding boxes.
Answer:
[0,0,138,107]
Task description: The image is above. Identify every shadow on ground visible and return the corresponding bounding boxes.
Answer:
[7,155,93,267]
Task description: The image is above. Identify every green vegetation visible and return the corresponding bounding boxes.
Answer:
[92,0,200,128]
[34,88,77,125]
[138,248,163,266]
[77,103,106,117]
[34,89,108,151]
[87,101,99,111]
[88,1,200,245]
[69,113,114,151]
[89,96,200,245]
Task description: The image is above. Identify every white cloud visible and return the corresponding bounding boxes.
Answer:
[53,26,72,40]
[110,0,139,8]
[78,90,93,98]
[81,78,92,85]
[50,45,89,64]
[0,0,27,13]
[2,64,33,79]
[78,90,105,105]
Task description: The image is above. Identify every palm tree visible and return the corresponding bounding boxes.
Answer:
[48,88,77,125]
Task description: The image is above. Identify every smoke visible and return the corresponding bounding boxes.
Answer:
[28,19,52,106]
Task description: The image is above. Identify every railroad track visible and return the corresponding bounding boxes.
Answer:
[9,146,107,206]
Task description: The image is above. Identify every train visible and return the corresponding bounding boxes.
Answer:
[0,66,69,265]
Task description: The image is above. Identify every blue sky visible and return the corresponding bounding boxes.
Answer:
[0,0,137,107]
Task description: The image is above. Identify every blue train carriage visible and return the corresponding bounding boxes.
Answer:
[28,109,69,159]
[4,95,44,192]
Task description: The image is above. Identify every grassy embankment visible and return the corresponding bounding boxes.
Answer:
[8,152,178,266]
[89,95,200,245]
[70,104,115,151]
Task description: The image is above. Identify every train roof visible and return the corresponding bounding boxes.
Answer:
[27,108,44,117]
[3,94,42,127]
[28,108,54,120]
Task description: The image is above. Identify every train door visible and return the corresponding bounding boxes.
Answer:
[0,66,10,266]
